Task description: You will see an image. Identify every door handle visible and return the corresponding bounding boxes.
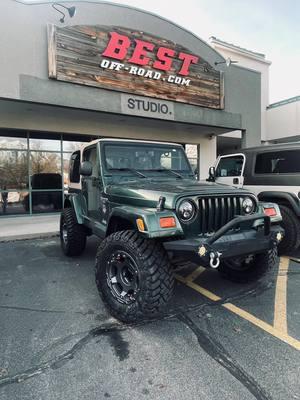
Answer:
[233,178,239,185]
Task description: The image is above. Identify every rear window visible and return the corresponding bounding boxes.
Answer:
[255,150,300,174]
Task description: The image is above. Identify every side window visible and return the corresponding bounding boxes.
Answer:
[255,150,300,174]
[83,146,99,177]
[216,156,244,177]
[69,151,80,183]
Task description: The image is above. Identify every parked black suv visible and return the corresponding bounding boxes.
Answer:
[212,143,300,253]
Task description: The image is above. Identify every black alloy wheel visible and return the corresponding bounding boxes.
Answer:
[95,230,175,323]
[106,250,140,305]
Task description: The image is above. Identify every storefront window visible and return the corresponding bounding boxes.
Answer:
[0,131,93,216]
[0,136,27,149]
[0,150,28,189]
[63,141,84,152]
[63,153,72,189]
[0,191,29,215]
[31,190,63,213]
[29,133,61,151]
[30,151,61,176]
[63,134,92,152]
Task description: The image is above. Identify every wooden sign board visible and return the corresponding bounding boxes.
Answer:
[48,24,224,109]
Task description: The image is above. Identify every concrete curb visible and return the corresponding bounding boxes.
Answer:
[0,232,59,243]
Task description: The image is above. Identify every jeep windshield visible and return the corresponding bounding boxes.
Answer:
[103,143,194,179]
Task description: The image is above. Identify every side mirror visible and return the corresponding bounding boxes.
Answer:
[207,166,216,182]
[80,161,92,177]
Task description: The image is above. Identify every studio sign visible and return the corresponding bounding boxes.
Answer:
[48,25,224,109]
[120,94,175,120]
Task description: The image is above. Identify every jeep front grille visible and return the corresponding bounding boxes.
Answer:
[198,196,243,234]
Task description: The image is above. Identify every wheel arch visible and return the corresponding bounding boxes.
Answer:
[64,197,72,208]
[106,215,136,236]
[258,191,300,217]
[63,193,87,224]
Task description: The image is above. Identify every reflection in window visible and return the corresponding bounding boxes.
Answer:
[63,140,86,152]
[0,136,27,150]
[63,153,72,188]
[0,132,94,216]
[255,151,300,174]
[30,152,61,176]
[29,138,61,152]
[0,191,29,215]
[31,190,63,213]
[0,150,28,190]
[63,134,92,152]
[104,144,190,171]
[30,173,62,190]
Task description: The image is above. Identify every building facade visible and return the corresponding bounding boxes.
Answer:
[210,37,300,152]
[0,0,262,216]
[266,96,300,143]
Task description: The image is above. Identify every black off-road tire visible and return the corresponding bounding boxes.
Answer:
[278,205,300,255]
[60,208,87,256]
[95,230,174,323]
[218,247,277,283]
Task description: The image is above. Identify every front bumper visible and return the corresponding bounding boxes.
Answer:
[163,213,284,268]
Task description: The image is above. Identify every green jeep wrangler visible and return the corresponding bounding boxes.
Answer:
[60,139,284,322]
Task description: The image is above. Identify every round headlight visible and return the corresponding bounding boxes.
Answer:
[178,200,196,222]
[242,197,255,214]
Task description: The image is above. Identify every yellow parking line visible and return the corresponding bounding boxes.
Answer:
[223,303,300,350]
[274,257,289,334]
[176,273,221,301]
[185,266,206,282]
[176,269,300,351]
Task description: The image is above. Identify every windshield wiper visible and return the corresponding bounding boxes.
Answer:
[108,168,147,178]
[152,168,184,179]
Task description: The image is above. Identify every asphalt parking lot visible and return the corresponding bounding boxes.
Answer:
[0,237,299,400]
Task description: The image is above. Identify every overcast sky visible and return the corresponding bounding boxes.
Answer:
[18,0,300,103]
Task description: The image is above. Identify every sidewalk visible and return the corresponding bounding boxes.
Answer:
[0,214,60,241]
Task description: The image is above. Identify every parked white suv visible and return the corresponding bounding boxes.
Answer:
[210,143,300,253]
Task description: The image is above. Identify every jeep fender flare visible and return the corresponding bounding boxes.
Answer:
[106,209,137,236]
[64,193,87,224]
[258,191,300,217]
[107,206,183,238]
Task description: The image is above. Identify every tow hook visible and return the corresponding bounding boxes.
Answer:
[209,251,222,269]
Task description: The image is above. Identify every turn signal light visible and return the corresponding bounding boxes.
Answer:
[136,218,146,232]
[160,217,176,228]
[263,207,277,217]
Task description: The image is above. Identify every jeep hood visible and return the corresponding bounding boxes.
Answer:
[105,179,252,209]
